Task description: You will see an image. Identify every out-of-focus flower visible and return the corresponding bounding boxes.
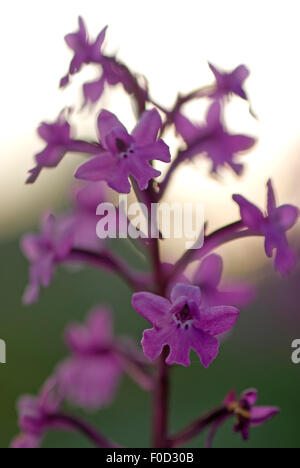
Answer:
[11,378,66,449]
[26,111,73,184]
[208,63,250,100]
[75,109,171,193]
[193,254,255,307]
[68,182,108,251]
[226,389,280,441]
[60,17,107,87]
[21,213,74,304]
[56,307,123,410]
[132,283,239,368]
[233,180,299,275]
[175,102,255,175]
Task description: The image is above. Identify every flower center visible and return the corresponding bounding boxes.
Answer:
[115,138,135,160]
[174,304,194,330]
[227,401,251,421]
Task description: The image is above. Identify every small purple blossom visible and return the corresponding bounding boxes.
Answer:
[75,109,171,193]
[10,378,65,449]
[226,389,280,441]
[132,284,239,368]
[233,180,299,275]
[208,63,250,100]
[26,110,74,184]
[60,17,107,87]
[175,101,255,175]
[69,182,108,251]
[56,307,123,410]
[193,254,255,308]
[21,213,74,304]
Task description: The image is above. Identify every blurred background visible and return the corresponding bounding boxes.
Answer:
[1,0,300,448]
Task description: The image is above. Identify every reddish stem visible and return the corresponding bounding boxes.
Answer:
[67,248,150,292]
[50,412,121,448]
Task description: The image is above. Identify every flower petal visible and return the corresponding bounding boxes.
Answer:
[135,140,171,163]
[189,327,220,368]
[233,194,264,230]
[193,254,223,290]
[250,406,280,427]
[242,389,258,406]
[198,306,239,336]
[276,205,299,231]
[75,153,116,182]
[132,109,162,145]
[171,283,202,306]
[267,179,276,214]
[132,292,171,327]
[97,110,127,146]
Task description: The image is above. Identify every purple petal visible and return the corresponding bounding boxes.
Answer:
[224,389,236,405]
[171,283,202,306]
[97,110,127,147]
[132,292,171,327]
[83,76,106,105]
[193,254,223,290]
[267,179,277,215]
[135,140,171,163]
[65,308,114,354]
[216,283,256,307]
[250,406,280,427]
[132,109,162,145]
[276,204,299,231]
[233,194,264,230]
[198,306,239,336]
[129,157,161,191]
[57,355,121,410]
[241,389,258,406]
[189,327,220,368]
[174,112,200,144]
[231,65,250,99]
[142,326,176,362]
[75,153,116,182]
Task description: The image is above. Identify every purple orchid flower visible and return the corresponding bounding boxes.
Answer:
[26,110,74,184]
[208,63,250,101]
[21,213,74,305]
[193,254,255,308]
[10,378,66,449]
[175,101,255,175]
[56,307,123,410]
[75,109,171,193]
[233,180,299,276]
[226,389,280,441]
[132,283,239,368]
[68,182,108,251]
[60,17,107,88]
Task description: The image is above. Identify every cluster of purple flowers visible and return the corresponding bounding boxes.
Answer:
[12,17,299,448]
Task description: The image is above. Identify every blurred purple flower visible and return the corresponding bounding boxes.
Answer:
[233,180,299,275]
[208,63,250,100]
[21,213,74,305]
[26,111,74,184]
[75,109,171,193]
[193,254,255,307]
[226,389,280,441]
[132,283,239,368]
[175,102,255,175]
[60,17,107,87]
[56,307,123,410]
[68,182,108,251]
[11,378,66,449]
